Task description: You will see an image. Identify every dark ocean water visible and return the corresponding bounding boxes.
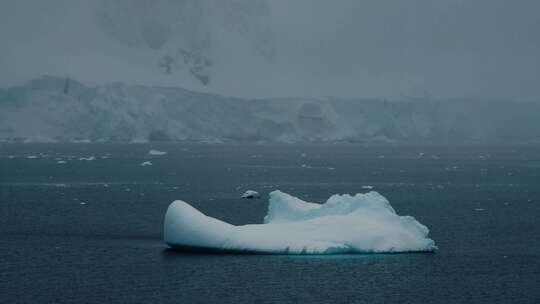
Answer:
[1,143,539,303]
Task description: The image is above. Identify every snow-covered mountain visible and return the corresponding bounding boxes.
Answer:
[2,0,540,99]
[1,76,539,144]
[2,2,540,143]
[0,0,276,97]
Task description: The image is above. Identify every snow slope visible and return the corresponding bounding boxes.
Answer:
[1,76,539,143]
[164,190,437,254]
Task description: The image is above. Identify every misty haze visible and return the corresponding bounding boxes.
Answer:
[1,1,539,304]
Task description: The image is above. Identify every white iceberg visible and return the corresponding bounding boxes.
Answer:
[149,149,167,156]
[241,190,260,199]
[140,161,152,166]
[164,190,437,254]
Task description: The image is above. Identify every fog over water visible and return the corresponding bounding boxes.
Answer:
[1,0,540,100]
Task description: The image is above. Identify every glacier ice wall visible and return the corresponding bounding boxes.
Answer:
[1,76,539,144]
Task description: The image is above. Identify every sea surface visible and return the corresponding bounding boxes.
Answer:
[1,143,539,303]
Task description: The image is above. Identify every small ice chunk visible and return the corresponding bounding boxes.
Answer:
[362,185,374,190]
[26,155,38,159]
[474,208,486,211]
[79,156,95,161]
[131,138,149,144]
[79,202,87,205]
[149,149,167,156]
[73,139,91,143]
[57,160,67,164]
[141,161,152,166]
[241,190,260,199]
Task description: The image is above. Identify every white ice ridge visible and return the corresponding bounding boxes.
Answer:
[164,190,437,254]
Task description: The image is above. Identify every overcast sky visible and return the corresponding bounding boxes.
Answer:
[1,0,539,100]
[269,0,540,100]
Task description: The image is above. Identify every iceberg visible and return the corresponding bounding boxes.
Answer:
[164,190,437,254]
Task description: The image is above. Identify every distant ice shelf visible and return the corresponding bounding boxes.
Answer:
[164,190,437,254]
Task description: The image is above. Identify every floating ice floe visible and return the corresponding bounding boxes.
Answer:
[241,190,260,199]
[72,139,92,143]
[164,190,437,254]
[57,160,67,164]
[140,161,152,166]
[131,138,149,144]
[361,185,374,190]
[78,156,95,161]
[149,149,167,156]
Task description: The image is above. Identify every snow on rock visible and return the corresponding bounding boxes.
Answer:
[149,149,167,156]
[141,161,152,166]
[164,190,437,254]
[241,190,260,199]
